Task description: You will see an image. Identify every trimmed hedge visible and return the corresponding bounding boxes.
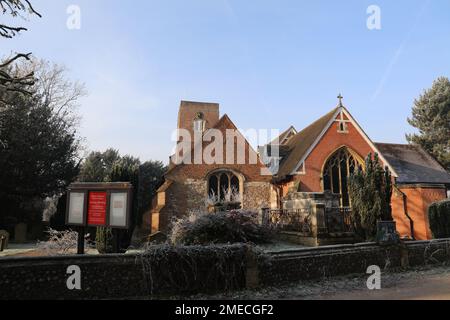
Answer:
[428,199,450,239]
[139,244,248,295]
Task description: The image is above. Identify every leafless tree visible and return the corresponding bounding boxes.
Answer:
[0,0,41,94]
[1,59,86,148]
[22,59,87,122]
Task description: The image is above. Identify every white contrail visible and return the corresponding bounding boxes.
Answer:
[372,0,432,101]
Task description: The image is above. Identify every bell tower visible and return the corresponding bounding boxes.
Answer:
[177,100,220,139]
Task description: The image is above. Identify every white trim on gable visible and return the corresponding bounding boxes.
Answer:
[281,127,298,144]
[293,161,306,175]
[290,106,398,177]
[290,108,341,175]
[335,109,350,133]
[341,108,398,177]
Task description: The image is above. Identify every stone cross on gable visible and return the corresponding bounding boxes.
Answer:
[337,94,344,107]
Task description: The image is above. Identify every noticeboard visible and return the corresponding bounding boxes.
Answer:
[87,191,107,226]
[66,182,133,229]
[67,192,86,225]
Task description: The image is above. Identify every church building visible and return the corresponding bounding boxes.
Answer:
[146,98,450,243]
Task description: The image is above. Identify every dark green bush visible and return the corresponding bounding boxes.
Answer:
[348,153,393,241]
[428,199,450,239]
[96,227,114,254]
[169,210,273,245]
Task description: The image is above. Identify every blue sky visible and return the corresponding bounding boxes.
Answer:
[3,0,450,163]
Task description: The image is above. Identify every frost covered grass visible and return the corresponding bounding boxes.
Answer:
[36,228,87,256]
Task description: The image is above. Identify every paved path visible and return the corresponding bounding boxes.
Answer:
[0,242,100,257]
[323,271,450,300]
[191,265,450,300]
[0,243,37,257]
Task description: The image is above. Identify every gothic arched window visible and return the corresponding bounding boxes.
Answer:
[323,147,363,207]
[208,171,241,203]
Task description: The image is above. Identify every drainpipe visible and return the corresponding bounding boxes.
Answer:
[275,184,283,209]
[394,185,415,241]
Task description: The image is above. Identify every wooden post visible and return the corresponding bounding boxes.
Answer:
[113,229,120,253]
[77,227,85,255]
[245,246,260,289]
[0,236,5,252]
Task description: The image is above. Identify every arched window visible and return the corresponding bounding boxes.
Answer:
[208,171,241,203]
[209,175,218,199]
[219,173,229,200]
[323,147,363,207]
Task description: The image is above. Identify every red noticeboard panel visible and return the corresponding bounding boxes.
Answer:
[87,191,107,226]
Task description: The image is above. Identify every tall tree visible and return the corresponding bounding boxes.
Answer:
[137,161,166,226]
[108,155,141,182]
[78,149,121,182]
[96,156,140,254]
[0,60,85,224]
[407,77,450,171]
[79,150,166,250]
[79,151,166,225]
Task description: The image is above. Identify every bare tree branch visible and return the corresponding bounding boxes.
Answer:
[0,24,27,38]
[0,53,31,67]
[24,0,41,17]
[0,0,41,37]
[0,54,35,94]
[0,1,40,95]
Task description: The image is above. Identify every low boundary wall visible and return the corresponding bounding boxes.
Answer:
[1,239,450,299]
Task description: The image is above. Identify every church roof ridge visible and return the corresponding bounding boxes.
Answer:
[274,106,340,179]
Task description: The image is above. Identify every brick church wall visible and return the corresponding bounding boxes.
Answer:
[292,121,375,193]
[156,106,274,232]
[392,185,447,240]
[158,174,273,232]
[242,182,272,211]
[177,101,220,142]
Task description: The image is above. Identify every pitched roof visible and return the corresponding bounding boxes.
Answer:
[264,144,291,158]
[167,113,266,176]
[275,107,339,179]
[269,126,297,145]
[166,114,232,175]
[375,143,450,185]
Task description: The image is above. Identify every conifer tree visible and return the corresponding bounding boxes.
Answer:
[407,77,450,171]
[348,154,393,240]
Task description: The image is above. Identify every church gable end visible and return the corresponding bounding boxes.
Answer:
[152,101,274,233]
[277,105,397,193]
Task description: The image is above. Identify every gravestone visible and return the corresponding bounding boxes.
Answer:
[376,221,400,246]
[0,230,9,250]
[14,223,27,243]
